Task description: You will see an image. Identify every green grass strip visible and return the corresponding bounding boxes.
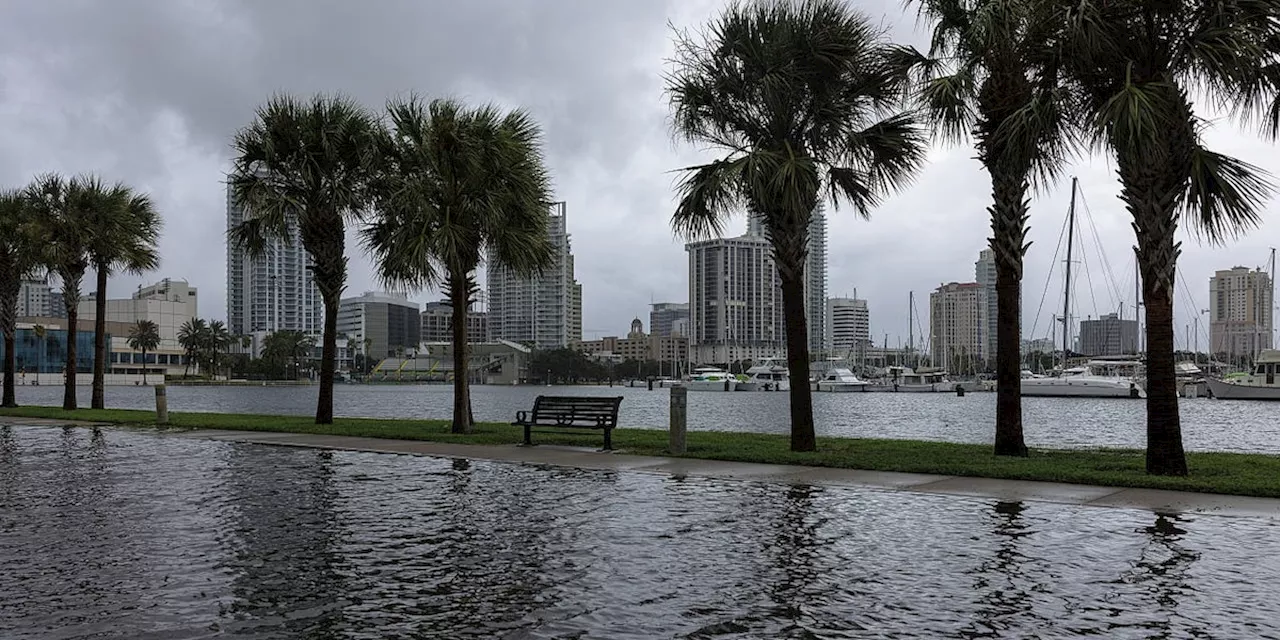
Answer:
[3,405,1279,499]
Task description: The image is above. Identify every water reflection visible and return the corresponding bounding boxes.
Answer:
[1122,514,1205,639]
[220,446,349,637]
[961,501,1051,639]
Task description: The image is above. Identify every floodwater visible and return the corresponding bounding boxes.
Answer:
[2,424,1279,639]
[9,382,1280,453]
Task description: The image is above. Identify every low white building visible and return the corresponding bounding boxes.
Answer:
[76,278,198,378]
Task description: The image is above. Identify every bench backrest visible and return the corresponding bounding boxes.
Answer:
[530,395,623,428]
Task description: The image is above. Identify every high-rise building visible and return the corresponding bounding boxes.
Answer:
[805,210,828,351]
[16,277,52,318]
[48,291,67,319]
[1077,313,1138,356]
[568,274,583,344]
[827,296,870,358]
[975,249,998,364]
[1209,266,1274,358]
[225,181,322,336]
[649,302,691,338]
[687,233,783,364]
[337,291,421,360]
[487,201,574,349]
[929,282,983,370]
[419,300,489,344]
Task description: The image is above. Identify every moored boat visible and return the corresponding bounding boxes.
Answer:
[813,368,869,392]
[1206,350,1280,400]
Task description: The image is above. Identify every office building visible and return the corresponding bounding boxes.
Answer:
[48,291,67,318]
[420,300,489,345]
[576,318,690,367]
[17,278,53,318]
[568,270,583,344]
[76,278,199,377]
[487,201,575,349]
[688,208,826,363]
[337,291,421,360]
[649,302,690,338]
[827,296,870,358]
[1078,313,1138,356]
[1209,266,1274,358]
[225,180,322,336]
[975,249,998,364]
[929,282,983,370]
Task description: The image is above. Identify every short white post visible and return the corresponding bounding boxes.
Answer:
[155,384,169,425]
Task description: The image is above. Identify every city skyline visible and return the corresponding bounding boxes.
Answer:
[3,1,1278,350]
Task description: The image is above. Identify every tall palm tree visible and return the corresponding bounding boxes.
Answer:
[85,179,162,409]
[365,97,555,434]
[177,318,207,377]
[666,0,927,451]
[228,93,380,425]
[1061,0,1280,475]
[901,0,1075,456]
[27,174,94,410]
[205,320,231,378]
[127,319,160,386]
[1,188,43,407]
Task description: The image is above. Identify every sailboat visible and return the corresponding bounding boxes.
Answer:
[1208,248,1280,400]
[1021,177,1146,399]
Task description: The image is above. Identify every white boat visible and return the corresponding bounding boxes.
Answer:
[813,368,869,392]
[1020,360,1145,398]
[737,361,790,391]
[1206,350,1280,400]
[866,366,957,392]
[685,367,737,392]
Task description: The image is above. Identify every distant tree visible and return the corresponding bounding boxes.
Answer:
[127,319,160,386]
[177,318,207,377]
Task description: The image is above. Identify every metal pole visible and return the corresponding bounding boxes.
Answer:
[1063,177,1078,368]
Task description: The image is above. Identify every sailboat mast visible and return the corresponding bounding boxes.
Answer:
[1062,177,1078,368]
[1271,247,1276,350]
[908,291,914,368]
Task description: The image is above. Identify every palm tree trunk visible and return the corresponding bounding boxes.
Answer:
[779,268,816,452]
[449,272,472,434]
[64,306,78,410]
[141,348,148,386]
[989,171,1030,457]
[2,329,15,408]
[1143,279,1187,475]
[91,266,108,409]
[1,287,17,407]
[316,298,338,424]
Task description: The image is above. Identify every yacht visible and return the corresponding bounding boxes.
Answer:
[1020,360,1145,398]
[867,366,957,392]
[685,367,737,392]
[1206,350,1280,400]
[737,361,791,392]
[813,368,869,392]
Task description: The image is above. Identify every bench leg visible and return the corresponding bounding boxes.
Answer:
[523,424,533,446]
[603,427,613,451]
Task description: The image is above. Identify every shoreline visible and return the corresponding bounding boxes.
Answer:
[3,405,1280,502]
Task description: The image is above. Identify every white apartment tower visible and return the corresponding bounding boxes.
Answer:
[743,208,828,351]
[17,277,53,318]
[1209,266,1274,358]
[930,282,983,371]
[975,249,998,364]
[225,182,323,336]
[487,201,575,349]
[827,296,870,358]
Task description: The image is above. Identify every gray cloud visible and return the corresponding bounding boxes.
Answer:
[2,0,1275,351]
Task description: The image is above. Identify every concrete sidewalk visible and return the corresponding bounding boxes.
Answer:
[9,418,1280,518]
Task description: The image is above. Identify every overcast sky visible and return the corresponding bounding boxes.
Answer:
[2,0,1276,350]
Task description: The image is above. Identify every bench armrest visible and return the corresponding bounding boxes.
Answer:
[513,410,528,425]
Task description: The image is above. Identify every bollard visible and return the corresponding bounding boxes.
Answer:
[155,384,169,425]
[669,384,687,455]
[647,376,653,391]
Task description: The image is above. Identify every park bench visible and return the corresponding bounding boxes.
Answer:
[513,395,623,450]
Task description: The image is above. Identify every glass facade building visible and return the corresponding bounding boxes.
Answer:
[0,327,99,373]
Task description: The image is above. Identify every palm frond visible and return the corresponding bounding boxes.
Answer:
[670,158,749,240]
[1180,144,1274,244]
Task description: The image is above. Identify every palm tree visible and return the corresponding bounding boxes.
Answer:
[32,324,47,382]
[1061,0,1280,475]
[1,188,44,407]
[127,319,160,386]
[901,0,1075,456]
[365,97,555,434]
[27,174,94,410]
[80,179,163,409]
[177,318,207,377]
[228,93,380,424]
[205,320,231,378]
[666,0,927,451]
